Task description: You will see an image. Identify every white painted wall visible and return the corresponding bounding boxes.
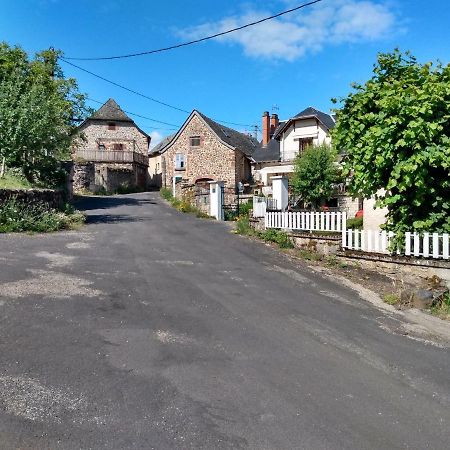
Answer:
[258,164,294,186]
[209,181,224,220]
[363,191,389,231]
[280,118,331,163]
[272,176,289,211]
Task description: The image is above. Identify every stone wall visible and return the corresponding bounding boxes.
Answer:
[73,162,95,192]
[75,120,149,155]
[162,114,239,197]
[0,189,65,209]
[337,251,450,288]
[73,162,147,193]
[338,195,361,218]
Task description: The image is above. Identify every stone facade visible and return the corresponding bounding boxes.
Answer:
[338,195,362,218]
[76,120,149,155]
[72,99,151,193]
[73,161,147,193]
[161,114,252,201]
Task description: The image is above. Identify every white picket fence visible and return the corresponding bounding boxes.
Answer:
[263,209,449,260]
[264,211,347,232]
[343,230,450,260]
[342,229,395,254]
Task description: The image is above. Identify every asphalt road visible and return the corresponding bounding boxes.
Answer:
[0,192,449,450]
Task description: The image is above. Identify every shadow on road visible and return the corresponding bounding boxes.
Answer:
[73,194,158,211]
[85,214,153,224]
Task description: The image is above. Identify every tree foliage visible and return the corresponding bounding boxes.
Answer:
[0,42,90,186]
[291,143,339,208]
[332,49,450,233]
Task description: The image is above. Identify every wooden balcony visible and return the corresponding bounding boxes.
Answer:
[74,149,148,166]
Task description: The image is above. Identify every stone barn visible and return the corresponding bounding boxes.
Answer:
[149,110,257,208]
[72,98,150,193]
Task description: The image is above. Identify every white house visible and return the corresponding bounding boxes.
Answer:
[252,107,334,187]
[252,107,361,216]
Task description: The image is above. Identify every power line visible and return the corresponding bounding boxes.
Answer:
[86,97,179,129]
[64,0,322,61]
[62,59,190,114]
[60,58,255,128]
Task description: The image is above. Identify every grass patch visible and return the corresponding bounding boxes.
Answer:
[0,172,34,189]
[234,217,293,249]
[383,293,400,306]
[430,291,450,319]
[0,199,85,233]
[159,188,212,219]
[296,248,323,261]
[259,228,294,249]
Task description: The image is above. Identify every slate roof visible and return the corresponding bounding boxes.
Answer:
[90,98,134,123]
[292,106,336,130]
[251,139,281,163]
[273,107,335,139]
[197,111,259,157]
[149,134,175,156]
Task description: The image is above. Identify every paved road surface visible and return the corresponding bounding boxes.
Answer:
[0,192,449,449]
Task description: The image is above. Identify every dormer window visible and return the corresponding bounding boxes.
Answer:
[190,136,201,147]
[108,122,116,130]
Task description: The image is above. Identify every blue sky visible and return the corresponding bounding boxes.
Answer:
[2,0,450,147]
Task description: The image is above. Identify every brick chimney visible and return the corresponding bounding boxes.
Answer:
[270,113,279,137]
[262,111,270,146]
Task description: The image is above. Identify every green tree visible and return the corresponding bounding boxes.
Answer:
[332,49,450,233]
[291,143,339,208]
[0,43,90,186]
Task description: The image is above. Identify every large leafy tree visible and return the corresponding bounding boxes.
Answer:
[291,143,339,208]
[0,43,90,186]
[332,49,450,233]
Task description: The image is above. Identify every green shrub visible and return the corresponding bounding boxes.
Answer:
[346,216,363,230]
[259,229,294,249]
[235,216,255,236]
[160,188,173,201]
[238,201,253,218]
[430,291,450,318]
[0,199,85,233]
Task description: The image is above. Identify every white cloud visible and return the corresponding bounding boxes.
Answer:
[179,1,399,62]
[149,131,164,149]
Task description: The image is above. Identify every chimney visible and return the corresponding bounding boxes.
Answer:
[270,113,279,137]
[262,111,270,146]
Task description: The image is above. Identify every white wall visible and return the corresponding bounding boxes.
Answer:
[363,191,389,231]
[280,118,331,163]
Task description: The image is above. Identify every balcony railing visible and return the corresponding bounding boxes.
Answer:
[74,149,148,166]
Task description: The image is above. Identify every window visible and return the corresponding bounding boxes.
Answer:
[190,136,201,147]
[113,143,124,151]
[98,144,106,151]
[297,137,313,155]
[108,122,116,130]
[175,153,186,170]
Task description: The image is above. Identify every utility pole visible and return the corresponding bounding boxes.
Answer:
[252,125,258,140]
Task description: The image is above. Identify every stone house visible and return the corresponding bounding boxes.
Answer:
[252,107,361,216]
[149,110,258,205]
[72,98,150,193]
